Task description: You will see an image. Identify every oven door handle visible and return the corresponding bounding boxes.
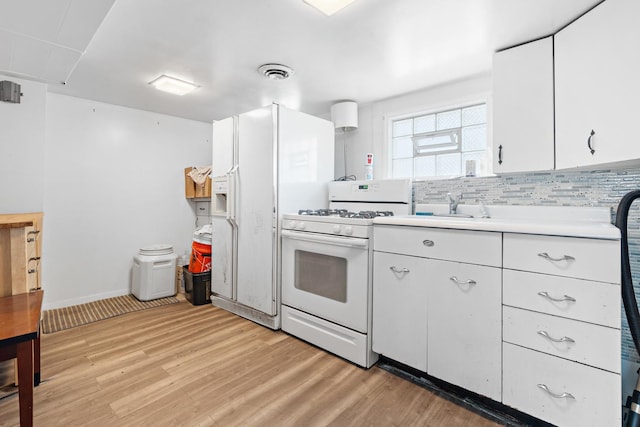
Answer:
[281,229,368,249]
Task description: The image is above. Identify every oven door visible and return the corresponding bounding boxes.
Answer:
[281,229,369,333]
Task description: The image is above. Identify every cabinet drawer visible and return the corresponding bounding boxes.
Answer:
[503,234,619,283]
[503,269,620,328]
[503,343,620,427]
[374,226,501,267]
[503,306,620,373]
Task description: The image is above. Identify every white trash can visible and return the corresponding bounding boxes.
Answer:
[132,244,177,301]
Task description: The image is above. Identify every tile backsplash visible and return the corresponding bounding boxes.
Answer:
[413,167,640,363]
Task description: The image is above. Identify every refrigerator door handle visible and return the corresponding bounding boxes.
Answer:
[227,165,239,222]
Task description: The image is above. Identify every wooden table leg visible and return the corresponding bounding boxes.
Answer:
[16,340,34,427]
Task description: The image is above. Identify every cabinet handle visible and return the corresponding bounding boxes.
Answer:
[28,256,40,274]
[422,239,434,247]
[587,129,595,155]
[537,252,575,262]
[27,230,40,242]
[537,330,575,344]
[389,266,410,274]
[537,384,575,400]
[498,145,503,165]
[449,276,476,286]
[537,291,576,303]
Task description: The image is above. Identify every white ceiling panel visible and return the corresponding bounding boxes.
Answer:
[0,0,72,42]
[7,33,52,78]
[0,30,13,69]
[42,46,82,84]
[4,0,601,122]
[57,0,116,51]
[0,0,114,82]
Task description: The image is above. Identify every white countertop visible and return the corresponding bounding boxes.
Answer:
[373,204,621,240]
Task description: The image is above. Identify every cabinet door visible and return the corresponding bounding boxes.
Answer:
[427,259,502,401]
[493,36,554,173]
[372,251,428,372]
[555,0,640,169]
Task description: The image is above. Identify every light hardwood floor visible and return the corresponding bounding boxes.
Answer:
[0,300,506,426]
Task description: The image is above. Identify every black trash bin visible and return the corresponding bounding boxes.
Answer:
[183,265,211,305]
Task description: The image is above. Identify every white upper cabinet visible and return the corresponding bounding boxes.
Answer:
[493,36,554,173]
[555,0,640,169]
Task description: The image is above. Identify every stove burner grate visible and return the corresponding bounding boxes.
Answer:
[297,209,394,219]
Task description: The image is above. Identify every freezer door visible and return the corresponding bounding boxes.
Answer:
[211,215,234,298]
[211,115,236,299]
[235,105,276,315]
[212,116,235,175]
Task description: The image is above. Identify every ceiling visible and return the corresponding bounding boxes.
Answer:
[1,0,601,123]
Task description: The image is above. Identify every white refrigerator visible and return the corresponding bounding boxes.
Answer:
[210,104,335,329]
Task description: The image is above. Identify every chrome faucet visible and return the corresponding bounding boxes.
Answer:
[478,200,490,218]
[447,193,462,214]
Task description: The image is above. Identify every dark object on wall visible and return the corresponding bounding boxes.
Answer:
[0,80,22,103]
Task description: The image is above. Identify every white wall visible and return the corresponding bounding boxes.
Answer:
[43,94,211,309]
[333,73,492,181]
[0,75,47,212]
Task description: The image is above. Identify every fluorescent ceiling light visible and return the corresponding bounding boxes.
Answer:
[148,74,198,96]
[304,0,358,16]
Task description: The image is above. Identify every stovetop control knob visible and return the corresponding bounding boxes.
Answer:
[288,220,297,229]
[344,226,353,235]
[332,224,342,234]
[297,222,306,231]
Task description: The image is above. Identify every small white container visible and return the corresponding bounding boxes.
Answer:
[132,244,177,301]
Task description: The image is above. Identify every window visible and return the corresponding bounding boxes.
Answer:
[390,104,489,179]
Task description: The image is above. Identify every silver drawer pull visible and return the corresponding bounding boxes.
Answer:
[537,330,575,344]
[537,291,576,303]
[537,384,575,400]
[449,276,476,286]
[422,239,434,247]
[537,252,575,262]
[389,266,410,274]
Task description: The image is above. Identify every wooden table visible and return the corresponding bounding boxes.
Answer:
[0,290,43,427]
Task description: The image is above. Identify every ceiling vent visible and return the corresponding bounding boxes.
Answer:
[258,63,294,80]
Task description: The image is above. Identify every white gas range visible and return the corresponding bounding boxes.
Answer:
[280,179,412,368]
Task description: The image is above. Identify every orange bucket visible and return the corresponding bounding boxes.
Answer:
[189,240,211,273]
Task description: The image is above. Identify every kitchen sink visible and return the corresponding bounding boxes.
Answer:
[432,213,475,218]
[416,212,476,218]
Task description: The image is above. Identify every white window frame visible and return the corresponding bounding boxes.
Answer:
[382,95,493,181]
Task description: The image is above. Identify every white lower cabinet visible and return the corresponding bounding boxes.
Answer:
[372,223,620,426]
[427,260,502,401]
[372,251,428,371]
[503,343,621,427]
[502,231,620,426]
[372,226,502,398]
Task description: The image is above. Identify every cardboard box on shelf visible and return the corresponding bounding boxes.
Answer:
[184,167,211,199]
